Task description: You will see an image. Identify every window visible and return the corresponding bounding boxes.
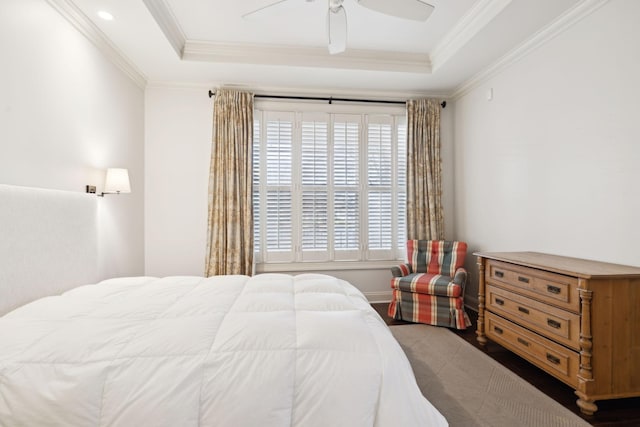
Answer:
[253,104,406,267]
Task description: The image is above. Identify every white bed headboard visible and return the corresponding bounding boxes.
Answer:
[0,184,98,316]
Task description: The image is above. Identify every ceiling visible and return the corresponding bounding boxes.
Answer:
[63,0,584,97]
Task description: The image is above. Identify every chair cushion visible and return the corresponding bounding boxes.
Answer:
[407,240,467,277]
[391,273,462,297]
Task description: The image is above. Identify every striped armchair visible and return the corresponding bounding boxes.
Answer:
[388,240,471,329]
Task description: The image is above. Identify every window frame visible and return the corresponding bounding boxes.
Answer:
[253,100,407,271]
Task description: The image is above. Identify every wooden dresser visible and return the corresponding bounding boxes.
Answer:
[475,251,640,415]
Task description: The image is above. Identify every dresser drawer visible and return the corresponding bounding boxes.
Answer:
[485,312,580,388]
[486,285,581,350]
[487,260,580,313]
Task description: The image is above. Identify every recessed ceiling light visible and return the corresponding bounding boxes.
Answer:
[97,11,114,21]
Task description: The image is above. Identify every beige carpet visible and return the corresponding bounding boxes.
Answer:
[390,324,591,427]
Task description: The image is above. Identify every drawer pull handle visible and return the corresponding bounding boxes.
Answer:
[518,276,530,284]
[547,285,561,295]
[517,337,530,347]
[547,319,561,329]
[518,306,530,315]
[546,353,561,365]
[494,326,503,335]
[495,270,504,278]
[495,298,505,306]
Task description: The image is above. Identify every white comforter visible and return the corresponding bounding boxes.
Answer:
[0,274,447,426]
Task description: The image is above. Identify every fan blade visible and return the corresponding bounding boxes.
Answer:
[327,5,347,54]
[356,0,434,21]
[242,0,291,19]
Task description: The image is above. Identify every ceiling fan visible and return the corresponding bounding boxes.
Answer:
[242,0,435,55]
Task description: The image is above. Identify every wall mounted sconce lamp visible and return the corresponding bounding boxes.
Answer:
[86,168,131,197]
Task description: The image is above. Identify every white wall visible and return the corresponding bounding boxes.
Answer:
[0,0,145,279]
[453,0,640,308]
[144,86,212,277]
[144,86,455,300]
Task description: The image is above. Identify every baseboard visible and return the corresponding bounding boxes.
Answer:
[465,304,479,313]
[465,295,479,313]
[364,291,392,303]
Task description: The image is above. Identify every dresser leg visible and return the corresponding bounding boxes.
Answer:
[476,256,487,347]
[575,392,598,415]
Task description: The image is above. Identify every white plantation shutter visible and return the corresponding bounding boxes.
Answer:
[253,117,261,260]
[254,107,406,265]
[266,118,292,187]
[333,119,359,187]
[366,117,394,259]
[368,191,392,249]
[333,191,359,250]
[397,123,407,254]
[367,121,392,187]
[266,190,292,252]
[300,115,329,261]
[301,119,328,187]
[301,191,328,249]
[333,115,361,260]
[263,112,294,262]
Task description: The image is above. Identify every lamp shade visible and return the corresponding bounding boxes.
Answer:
[104,168,131,194]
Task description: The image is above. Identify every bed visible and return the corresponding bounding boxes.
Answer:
[0,184,447,426]
[0,273,447,426]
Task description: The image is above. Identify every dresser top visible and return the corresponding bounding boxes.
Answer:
[474,251,640,279]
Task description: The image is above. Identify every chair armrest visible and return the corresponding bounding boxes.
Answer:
[391,263,413,277]
[451,267,467,287]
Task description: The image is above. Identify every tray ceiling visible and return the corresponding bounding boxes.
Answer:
[59,0,593,96]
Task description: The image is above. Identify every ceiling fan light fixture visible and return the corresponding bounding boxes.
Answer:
[329,0,343,12]
[327,4,347,54]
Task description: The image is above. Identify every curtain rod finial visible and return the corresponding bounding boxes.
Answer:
[441,101,446,108]
[209,90,214,98]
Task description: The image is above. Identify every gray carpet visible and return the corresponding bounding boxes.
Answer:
[390,324,590,427]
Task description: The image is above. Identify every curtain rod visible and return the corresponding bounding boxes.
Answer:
[207,90,446,108]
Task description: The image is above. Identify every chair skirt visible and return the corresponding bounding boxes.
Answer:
[388,289,471,329]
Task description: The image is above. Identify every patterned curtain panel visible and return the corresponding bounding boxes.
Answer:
[406,98,444,240]
[205,89,254,276]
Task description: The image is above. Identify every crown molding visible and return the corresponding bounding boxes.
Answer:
[430,0,512,72]
[183,40,431,73]
[141,0,186,57]
[451,0,610,100]
[45,0,147,89]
